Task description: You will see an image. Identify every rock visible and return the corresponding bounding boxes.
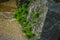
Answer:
[40,0,60,40]
[53,0,60,3]
[17,0,48,40]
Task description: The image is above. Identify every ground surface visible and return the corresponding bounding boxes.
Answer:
[0,0,26,40]
[0,0,16,12]
[0,12,26,40]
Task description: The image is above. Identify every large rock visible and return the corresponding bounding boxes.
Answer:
[40,0,60,40]
[17,0,48,40]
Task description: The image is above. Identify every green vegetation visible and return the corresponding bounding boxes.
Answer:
[14,0,39,38]
[32,12,39,18]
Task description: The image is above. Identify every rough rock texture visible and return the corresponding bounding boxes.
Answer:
[27,0,48,40]
[17,0,48,40]
[40,0,60,40]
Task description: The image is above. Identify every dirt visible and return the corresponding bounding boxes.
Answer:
[0,0,17,12]
[0,11,26,40]
[0,0,26,40]
[0,19,26,40]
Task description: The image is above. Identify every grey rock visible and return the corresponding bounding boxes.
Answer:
[17,0,48,40]
[40,0,60,40]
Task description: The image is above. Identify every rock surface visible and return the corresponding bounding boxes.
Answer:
[17,0,48,40]
[40,0,60,40]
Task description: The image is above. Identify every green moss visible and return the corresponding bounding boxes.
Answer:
[25,32,35,38]
[32,12,39,18]
[22,25,32,33]
[14,0,40,38]
[29,0,32,1]
[22,3,28,8]
[24,25,32,30]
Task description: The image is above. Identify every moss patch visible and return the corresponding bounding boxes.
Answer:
[14,0,39,38]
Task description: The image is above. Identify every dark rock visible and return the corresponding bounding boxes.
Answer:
[40,0,60,40]
[40,11,60,40]
[53,0,60,3]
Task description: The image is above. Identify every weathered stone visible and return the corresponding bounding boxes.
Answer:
[17,0,48,40]
[40,0,60,40]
